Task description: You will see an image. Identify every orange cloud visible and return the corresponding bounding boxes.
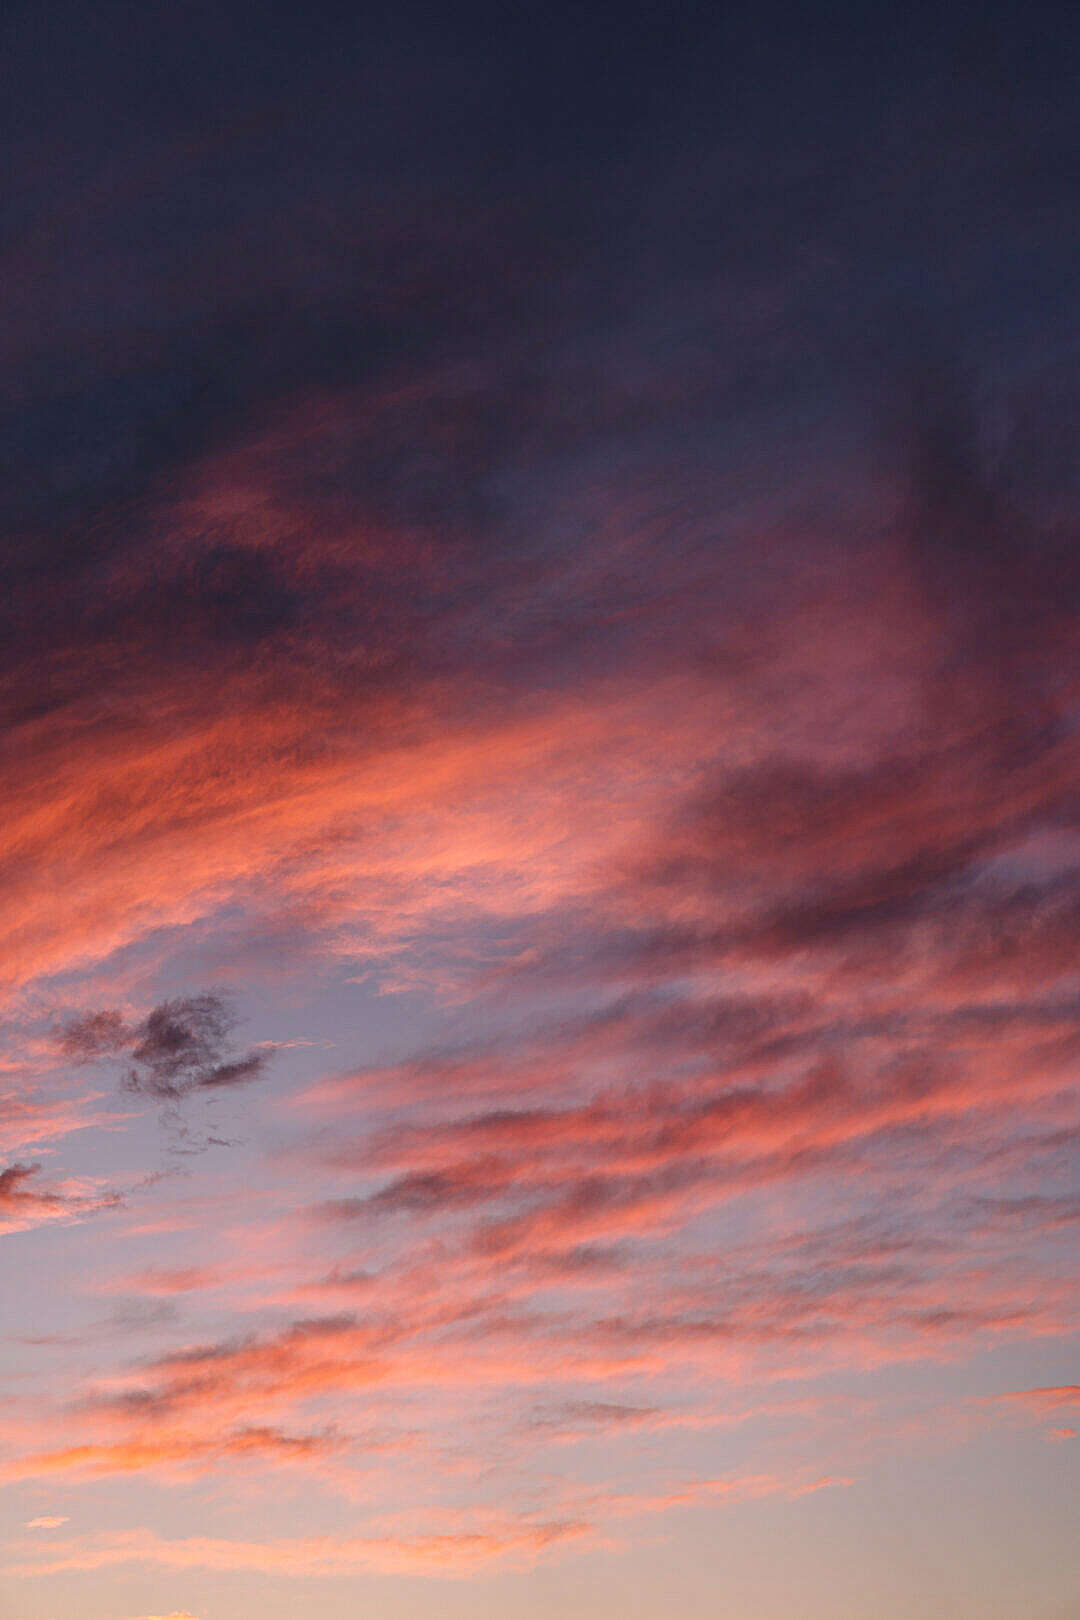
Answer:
[0,1161,119,1236]
[3,1466,850,1581]
[0,1426,346,1487]
[4,1520,591,1579]
[986,1385,1080,1414]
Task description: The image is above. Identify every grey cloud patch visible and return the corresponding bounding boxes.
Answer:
[58,1008,129,1060]
[59,992,271,1101]
[528,1401,662,1436]
[194,1053,267,1091]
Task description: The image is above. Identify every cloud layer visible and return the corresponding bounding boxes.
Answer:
[0,4,1078,1617]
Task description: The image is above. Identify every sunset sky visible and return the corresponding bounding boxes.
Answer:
[1,3,1079,1618]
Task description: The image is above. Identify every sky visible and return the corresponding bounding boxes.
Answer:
[1,2,1079,1617]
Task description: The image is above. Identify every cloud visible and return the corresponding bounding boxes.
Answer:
[130,1613,200,1619]
[986,1386,1080,1414]
[4,1521,590,1580]
[98,1266,227,1298]
[24,1518,68,1531]
[0,1162,64,1213]
[982,1387,1080,1444]
[3,1468,847,1580]
[0,1162,118,1235]
[58,1010,129,1060]
[0,17,1077,1596]
[0,1426,345,1488]
[60,994,270,1101]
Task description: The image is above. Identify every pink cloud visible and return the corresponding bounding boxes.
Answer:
[3,1520,592,1580]
[986,1385,1080,1414]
